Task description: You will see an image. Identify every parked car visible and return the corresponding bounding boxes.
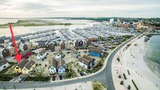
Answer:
[18,75,25,83]
[59,75,63,80]
[83,51,87,53]
[80,72,87,76]
[52,76,56,81]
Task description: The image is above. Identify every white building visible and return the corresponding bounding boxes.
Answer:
[49,66,57,74]
[78,61,88,69]
[0,60,9,71]
[37,50,47,60]
[19,43,25,51]
[58,66,65,74]
[110,18,114,24]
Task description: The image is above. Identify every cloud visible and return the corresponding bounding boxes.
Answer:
[0,0,160,18]
[0,0,9,4]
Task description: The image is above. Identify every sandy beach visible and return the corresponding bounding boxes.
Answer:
[112,36,160,90]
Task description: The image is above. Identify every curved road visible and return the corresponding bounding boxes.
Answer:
[0,36,137,90]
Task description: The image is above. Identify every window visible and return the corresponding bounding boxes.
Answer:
[83,65,85,68]
[3,66,6,68]
[16,67,19,69]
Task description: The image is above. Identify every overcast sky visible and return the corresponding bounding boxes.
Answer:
[0,0,160,18]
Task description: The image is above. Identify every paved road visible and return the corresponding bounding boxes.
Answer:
[0,36,137,90]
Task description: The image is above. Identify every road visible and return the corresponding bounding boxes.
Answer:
[0,36,137,90]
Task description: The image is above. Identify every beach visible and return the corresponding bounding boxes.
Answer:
[112,36,160,90]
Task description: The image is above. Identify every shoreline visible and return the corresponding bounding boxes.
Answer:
[112,36,160,90]
[144,35,160,78]
[144,58,160,78]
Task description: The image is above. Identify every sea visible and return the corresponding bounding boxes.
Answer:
[0,18,96,37]
[145,35,160,77]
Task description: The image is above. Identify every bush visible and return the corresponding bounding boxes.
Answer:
[90,60,103,73]
[118,75,121,78]
[65,68,77,79]
[127,85,131,90]
[127,70,130,75]
[92,81,105,90]
[117,57,120,62]
[25,76,50,81]
[0,74,13,81]
[123,73,127,80]
[120,81,123,85]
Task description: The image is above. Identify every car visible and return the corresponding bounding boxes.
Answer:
[80,72,87,76]
[59,75,63,80]
[83,51,87,53]
[18,75,25,83]
[52,76,56,81]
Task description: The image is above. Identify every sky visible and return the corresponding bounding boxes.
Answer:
[0,0,160,18]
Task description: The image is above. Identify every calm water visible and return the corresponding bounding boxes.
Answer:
[0,19,96,37]
[145,35,160,74]
[0,19,19,24]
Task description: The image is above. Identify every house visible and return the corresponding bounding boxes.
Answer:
[0,59,9,72]
[19,43,24,51]
[13,60,29,73]
[87,38,97,46]
[83,40,88,48]
[0,45,4,48]
[88,38,97,42]
[88,47,101,57]
[19,43,29,52]
[55,47,62,55]
[9,36,21,43]
[57,59,65,74]
[22,60,36,74]
[7,46,15,56]
[49,58,57,74]
[78,57,92,69]
[37,41,47,48]
[20,50,32,59]
[60,42,65,50]
[70,46,79,58]
[0,56,2,60]
[0,36,9,43]
[0,49,3,59]
[36,49,47,60]
[23,44,28,51]
[48,58,66,74]
[55,54,62,59]
[2,48,10,57]
[75,40,79,47]
[47,43,55,51]
[75,40,84,48]
[0,38,4,44]
[83,55,96,66]
[49,65,57,75]
[20,38,29,43]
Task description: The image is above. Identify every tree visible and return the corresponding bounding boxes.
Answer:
[120,81,123,85]
[127,85,131,90]
[118,75,121,78]
[117,57,120,62]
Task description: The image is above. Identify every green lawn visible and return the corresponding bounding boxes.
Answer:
[0,20,72,28]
